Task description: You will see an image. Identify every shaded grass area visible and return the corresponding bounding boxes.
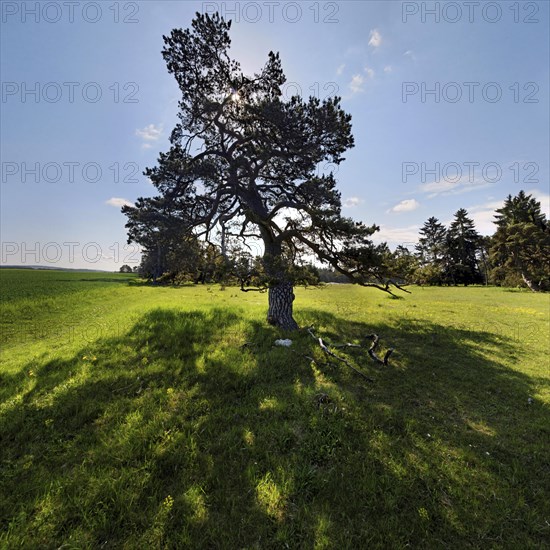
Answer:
[1,289,549,547]
[0,270,139,368]
[0,269,137,304]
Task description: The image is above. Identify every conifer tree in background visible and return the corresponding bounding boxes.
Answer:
[445,208,483,286]
[489,191,550,291]
[415,217,447,285]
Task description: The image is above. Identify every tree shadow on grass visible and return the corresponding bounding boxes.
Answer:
[1,307,549,548]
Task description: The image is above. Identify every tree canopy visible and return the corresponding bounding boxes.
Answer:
[123,12,404,329]
[490,191,549,291]
[445,208,483,285]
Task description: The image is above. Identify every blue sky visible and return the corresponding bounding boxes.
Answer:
[1,0,549,270]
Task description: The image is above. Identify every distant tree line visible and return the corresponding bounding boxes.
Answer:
[132,190,548,292]
[395,190,549,291]
[133,228,320,289]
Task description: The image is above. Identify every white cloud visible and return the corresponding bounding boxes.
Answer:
[349,74,365,94]
[135,123,163,141]
[419,179,461,196]
[364,66,375,79]
[466,200,503,235]
[383,65,393,73]
[390,199,420,213]
[419,176,492,198]
[343,197,363,208]
[372,225,420,248]
[404,50,416,61]
[368,29,382,48]
[106,197,133,208]
[336,63,346,75]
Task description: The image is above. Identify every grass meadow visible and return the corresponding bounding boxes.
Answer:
[1,269,549,548]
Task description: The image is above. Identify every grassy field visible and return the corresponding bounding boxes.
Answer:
[1,269,549,548]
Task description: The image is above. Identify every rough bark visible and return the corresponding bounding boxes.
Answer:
[267,281,299,331]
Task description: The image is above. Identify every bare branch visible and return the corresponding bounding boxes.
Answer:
[366,334,394,366]
[307,328,374,382]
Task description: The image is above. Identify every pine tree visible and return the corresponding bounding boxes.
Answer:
[490,191,550,291]
[445,208,482,285]
[494,191,547,229]
[415,217,447,284]
[123,12,403,329]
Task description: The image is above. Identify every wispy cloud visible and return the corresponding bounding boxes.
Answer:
[368,29,382,48]
[404,50,416,61]
[349,74,365,94]
[347,67,374,96]
[372,225,420,247]
[389,199,420,213]
[106,197,133,208]
[364,66,375,79]
[419,179,460,196]
[136,123,162,141]
[383,65,393,73]
[419,176,492,198]
[336,63,346,75]
[343,197,363,208]
[136,123,163,149]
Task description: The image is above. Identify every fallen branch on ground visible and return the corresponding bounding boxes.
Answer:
[332,342,362,349]
[366,334,394,366]
[307,328,375,382]
[306,325,395,367]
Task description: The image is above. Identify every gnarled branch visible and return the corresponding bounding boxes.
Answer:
[366,334,394,366]
[307,328,374,382]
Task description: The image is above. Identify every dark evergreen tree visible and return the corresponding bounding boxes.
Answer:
[123,12,402,330]
[445,208,482,285]
[415,217,447,285]
[494,190,547,228]
[490,191,549,291]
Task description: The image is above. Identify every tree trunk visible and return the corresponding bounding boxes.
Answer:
[522,272,540,292]
[267,281,299,331]
[259,230,299,330]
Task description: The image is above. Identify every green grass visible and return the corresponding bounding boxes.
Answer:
[1,269,549,548]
